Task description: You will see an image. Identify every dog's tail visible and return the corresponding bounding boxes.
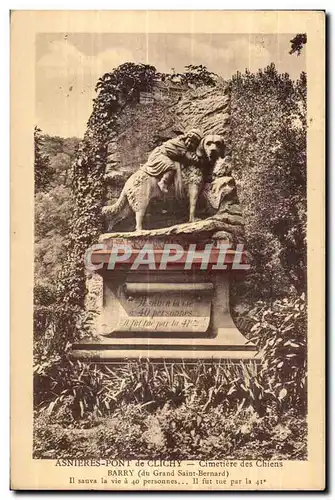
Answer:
[174,162,183,199]
[102,187,129,231]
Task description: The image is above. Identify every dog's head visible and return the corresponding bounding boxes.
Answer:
[197,134,225,163]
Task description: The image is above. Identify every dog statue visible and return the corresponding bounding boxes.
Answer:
[102,134,225,232]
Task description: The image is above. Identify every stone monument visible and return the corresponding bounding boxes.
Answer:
[71,84,258,363]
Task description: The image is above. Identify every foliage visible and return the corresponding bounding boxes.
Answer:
[34,281,58,339]
[51,63,159,353]
[289,34,307,56]
[35,358,306,459]
[230,64,307,296]
[35,291,307,421]
[34,399,307,460]
[34,126,53,192]
[34,134,79,349]
[33,61,308,460]
[39,135,80,187]
[236,294,307,413]
[162,64,217,88]
[92,63,158,131]
[35,185,73,282]
[34,359,111,420]
[42,135,80,158]
[33,289,307,459]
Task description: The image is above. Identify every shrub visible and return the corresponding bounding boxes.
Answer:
[236,293,307,413]
[34,359,114,421]
[231,66,306,297]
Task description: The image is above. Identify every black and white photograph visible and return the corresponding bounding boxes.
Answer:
[10,10,325,491]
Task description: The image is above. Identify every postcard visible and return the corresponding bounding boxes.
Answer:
[11,10,325,490]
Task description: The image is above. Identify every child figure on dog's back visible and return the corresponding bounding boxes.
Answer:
[140,129,203,196]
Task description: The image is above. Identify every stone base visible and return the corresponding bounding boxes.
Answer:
[71,324,259,363]
[71,304,259,364]
[73,242,258,363]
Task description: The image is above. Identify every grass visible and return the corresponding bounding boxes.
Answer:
[33,295,307,460]
[34,399,307,460]
[33,359,307,460]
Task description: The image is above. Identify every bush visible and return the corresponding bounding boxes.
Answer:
[34,359,113,420]
[231,66,306,297]
[236,293,307,413]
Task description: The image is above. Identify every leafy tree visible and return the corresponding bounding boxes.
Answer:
[91,62,158,131]
[40,135,80,187]
[231,64,307,295]
[34,133,80,284]
[34,126,53,191]
[34,133,80,342]
[182,64,217,87]
[270,72,307,293]
[162,64,217,88]
[40,135,64,156]
[49,153,72,186]
[289,34,307,56]
[62,137,81,157]
[35,185,73,280]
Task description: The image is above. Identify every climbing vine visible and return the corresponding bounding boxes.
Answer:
[54,63,158,348]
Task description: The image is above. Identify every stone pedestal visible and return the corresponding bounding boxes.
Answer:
[71,236,258,363]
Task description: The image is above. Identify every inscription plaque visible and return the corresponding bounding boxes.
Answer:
[102,291,212,335]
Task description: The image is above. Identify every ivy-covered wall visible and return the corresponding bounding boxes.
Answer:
[55,64,160,347]
[53,62,306,349]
